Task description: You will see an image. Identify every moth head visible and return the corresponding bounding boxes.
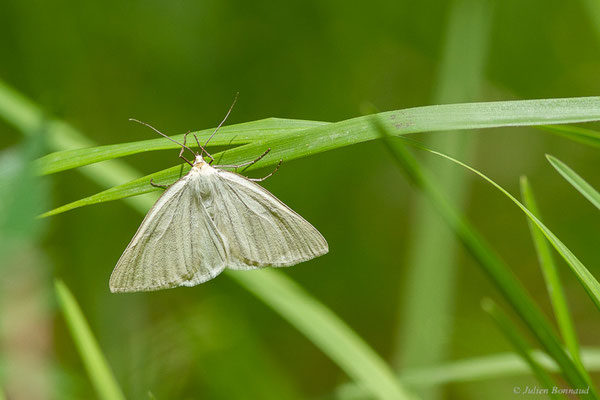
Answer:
[193,154,207,167]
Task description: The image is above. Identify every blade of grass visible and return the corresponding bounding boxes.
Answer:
[396,5,492,399]
[520,176,583,369]
[375,121,597,396]
[37,97,600,217]
[229,269,415,400]
[401,136,600,313]
[540,125,600,149]
[35,118,328,175]
[547,155,600,211]
[54,280,125,400]
[482,298,566,400]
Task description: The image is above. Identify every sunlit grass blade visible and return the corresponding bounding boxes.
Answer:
[482,298,566,400]
[30,96,600,177]
[520,176,583,369]
[375,121,596,396]
[547,155,600,211]
[54,280,125,400]
[35,118,327,175]
[229,269,415,400]
[36,99,600,217]
[540,125,600,149]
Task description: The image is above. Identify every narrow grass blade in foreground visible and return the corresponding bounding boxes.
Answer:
[482,298,566,400]
[229,270,414,400]
[400,138,600,313]
[54,280,126,400]
[547,155,600,211]
[520,176,583,369]
[540,125,600,149]
[375,122,596,396]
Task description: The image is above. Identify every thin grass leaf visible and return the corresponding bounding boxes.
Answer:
[399,137,600,312]
[375,120,597,396]
[540,125,600,149]
[482,298,566,400]
[33,96,600,176]
[54,280,125,400]
[520,176,583,369]
[35,118,327,175]
[547,155,600,211]
[37,97,600,217]
[229,269,415,400]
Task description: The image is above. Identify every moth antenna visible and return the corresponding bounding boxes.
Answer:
[203,92,239,148]
[129,118,196,157]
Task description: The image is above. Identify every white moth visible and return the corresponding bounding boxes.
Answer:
[110,104,328,293]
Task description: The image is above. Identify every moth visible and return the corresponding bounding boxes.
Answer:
[110,99,328,293]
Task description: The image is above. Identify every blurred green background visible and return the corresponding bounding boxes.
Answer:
[1,0,599,399]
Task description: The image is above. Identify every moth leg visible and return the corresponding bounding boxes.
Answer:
[215,148,271,170]
[248,159,283,182]
[240,148,271,172]
[150,178,169,190]
[179,131,194,167]
[193,133,215,163]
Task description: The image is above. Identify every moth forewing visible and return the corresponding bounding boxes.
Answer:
[109,171,228,293]
[209,169,328,269]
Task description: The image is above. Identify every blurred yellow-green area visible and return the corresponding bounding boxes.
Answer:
[1,0,600,399]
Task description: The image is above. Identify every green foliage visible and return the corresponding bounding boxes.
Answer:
[481,299,565,400]
[231,269,414,400]
[520,177,583,369]
[376,122,597,395]
[547,155,600,211]
[54,280,125,400]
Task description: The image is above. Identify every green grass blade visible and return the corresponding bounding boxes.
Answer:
[229,270,415,400]
[400,138,600,313]
[520,176,583,368]
[54,280,126,400]
[540,125,600,149]
[375,121,596,396]
[396,3,492,395]
[32,96,600,177]
[35,118,327,175]
[37,96,600,217]
[547,155,600,211]
[482,298,566,400]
